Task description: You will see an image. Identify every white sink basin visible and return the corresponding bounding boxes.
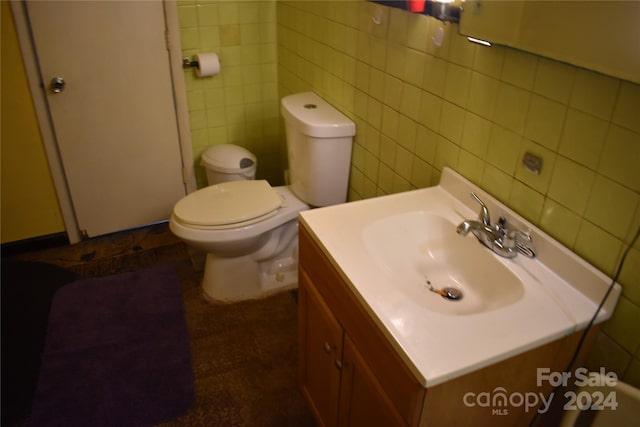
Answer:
[299,167,621,387]
[363,212,524,315]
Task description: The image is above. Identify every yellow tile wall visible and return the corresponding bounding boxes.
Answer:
[177,0,282,186]
[275,1,640,387]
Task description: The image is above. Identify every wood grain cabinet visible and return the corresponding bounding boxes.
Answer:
[297,221,601,427]
[298,224,425,427]
[298,270,342,426]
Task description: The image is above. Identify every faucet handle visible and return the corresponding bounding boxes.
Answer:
[510,229,536,258]
[514,229,533,242]
[470,192,491,226]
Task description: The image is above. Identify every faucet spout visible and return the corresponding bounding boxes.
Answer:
[456,193,536,259]
[456,220,495,237]
[457,220,517,258]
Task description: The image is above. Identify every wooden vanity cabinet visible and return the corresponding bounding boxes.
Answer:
[297,222,602,427]
[298,270,342,426]
[298,224,426,427]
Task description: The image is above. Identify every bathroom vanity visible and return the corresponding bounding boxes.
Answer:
[297,168,620,427]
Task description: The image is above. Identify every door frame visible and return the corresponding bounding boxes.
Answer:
[10,0,196,244]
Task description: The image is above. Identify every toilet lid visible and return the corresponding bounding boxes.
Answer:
[173,180,282,227]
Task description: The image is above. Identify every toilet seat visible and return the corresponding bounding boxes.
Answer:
[173,180,283,230]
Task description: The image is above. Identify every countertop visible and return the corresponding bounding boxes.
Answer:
[299,167,620,387]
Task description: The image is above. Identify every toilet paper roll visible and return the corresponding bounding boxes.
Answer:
[195,53,220,77]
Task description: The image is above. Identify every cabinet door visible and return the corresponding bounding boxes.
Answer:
[337,335,406,427]
[299,270,343,427]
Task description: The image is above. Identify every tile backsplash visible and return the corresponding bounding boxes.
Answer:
[180,0,640,388]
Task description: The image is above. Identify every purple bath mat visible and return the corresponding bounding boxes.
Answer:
[30,265,194,427]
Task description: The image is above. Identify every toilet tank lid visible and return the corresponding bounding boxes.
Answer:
[281,92,356,138]
[173,180,282,227]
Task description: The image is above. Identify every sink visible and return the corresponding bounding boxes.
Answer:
[300,167,621,387]
[363,211,524,315]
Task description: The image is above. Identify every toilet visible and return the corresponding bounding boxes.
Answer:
[170,92,355,302]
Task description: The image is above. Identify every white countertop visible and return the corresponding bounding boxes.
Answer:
[299,168,620,387]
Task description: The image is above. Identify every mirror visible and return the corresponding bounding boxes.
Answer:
[373,1,640,84]
[459,1,640,84]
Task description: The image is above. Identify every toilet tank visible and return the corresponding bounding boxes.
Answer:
[281,92,356,207]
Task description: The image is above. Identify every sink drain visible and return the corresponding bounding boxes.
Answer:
[424,276,463,301]
[439,287,463,300]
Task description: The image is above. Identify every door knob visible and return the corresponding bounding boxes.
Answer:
[50,76,66,93]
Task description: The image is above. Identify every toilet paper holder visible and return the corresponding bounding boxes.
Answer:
[182,57,199,68]
[182,53,221,77]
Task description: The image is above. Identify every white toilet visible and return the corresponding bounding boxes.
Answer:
[170,92,355,303]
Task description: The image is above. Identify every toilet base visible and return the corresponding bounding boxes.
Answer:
[200,225,300,303]
[202,280,297,305]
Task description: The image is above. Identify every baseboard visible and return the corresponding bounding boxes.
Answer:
[1,232,69,258]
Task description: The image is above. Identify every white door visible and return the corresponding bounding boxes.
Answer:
[26,0,186,238]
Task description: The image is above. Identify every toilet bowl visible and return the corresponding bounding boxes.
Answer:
[170,184,308,302]
[170,92,355,302]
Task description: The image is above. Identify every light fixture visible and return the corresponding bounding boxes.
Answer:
[406,0,462,23]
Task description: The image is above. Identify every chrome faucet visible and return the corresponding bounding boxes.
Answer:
[456,193,536,259]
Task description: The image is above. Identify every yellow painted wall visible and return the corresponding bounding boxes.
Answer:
[1,2,65,244]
